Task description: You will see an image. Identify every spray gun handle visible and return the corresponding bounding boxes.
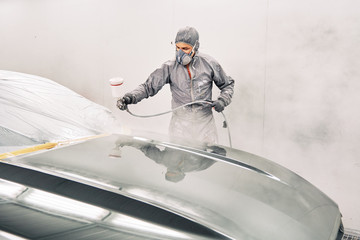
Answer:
[116,97,128,111]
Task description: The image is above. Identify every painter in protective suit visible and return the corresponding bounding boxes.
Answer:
[118,26,234,144]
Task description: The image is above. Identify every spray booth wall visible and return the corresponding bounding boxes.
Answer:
[0,0,359,229]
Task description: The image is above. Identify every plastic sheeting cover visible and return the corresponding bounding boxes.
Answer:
[0,70,118,146]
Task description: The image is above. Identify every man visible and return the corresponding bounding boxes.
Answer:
[117,26,234,144]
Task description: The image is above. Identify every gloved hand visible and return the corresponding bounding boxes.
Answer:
[117,94,135,111]
[212,99,225,112]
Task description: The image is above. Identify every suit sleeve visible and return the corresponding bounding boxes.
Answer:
[211,61,235,106]
[129,62,171,104]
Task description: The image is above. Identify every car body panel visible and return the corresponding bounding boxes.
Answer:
[0,134,342,240]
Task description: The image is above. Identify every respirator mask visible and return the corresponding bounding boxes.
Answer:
[176,41,198,66]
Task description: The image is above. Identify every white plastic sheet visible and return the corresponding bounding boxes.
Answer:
[0,70,118,146]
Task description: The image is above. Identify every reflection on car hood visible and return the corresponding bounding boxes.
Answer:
[1,134,342,240]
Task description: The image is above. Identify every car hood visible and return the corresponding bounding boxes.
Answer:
[1,134,342,240]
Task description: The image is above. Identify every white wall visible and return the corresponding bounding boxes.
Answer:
[1,0,359,229]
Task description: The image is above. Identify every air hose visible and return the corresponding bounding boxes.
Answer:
[125,100,232,147]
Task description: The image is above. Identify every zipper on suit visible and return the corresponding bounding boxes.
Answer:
[187,64,195,102]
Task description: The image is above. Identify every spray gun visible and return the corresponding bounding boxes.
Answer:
[109,77,232,147]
